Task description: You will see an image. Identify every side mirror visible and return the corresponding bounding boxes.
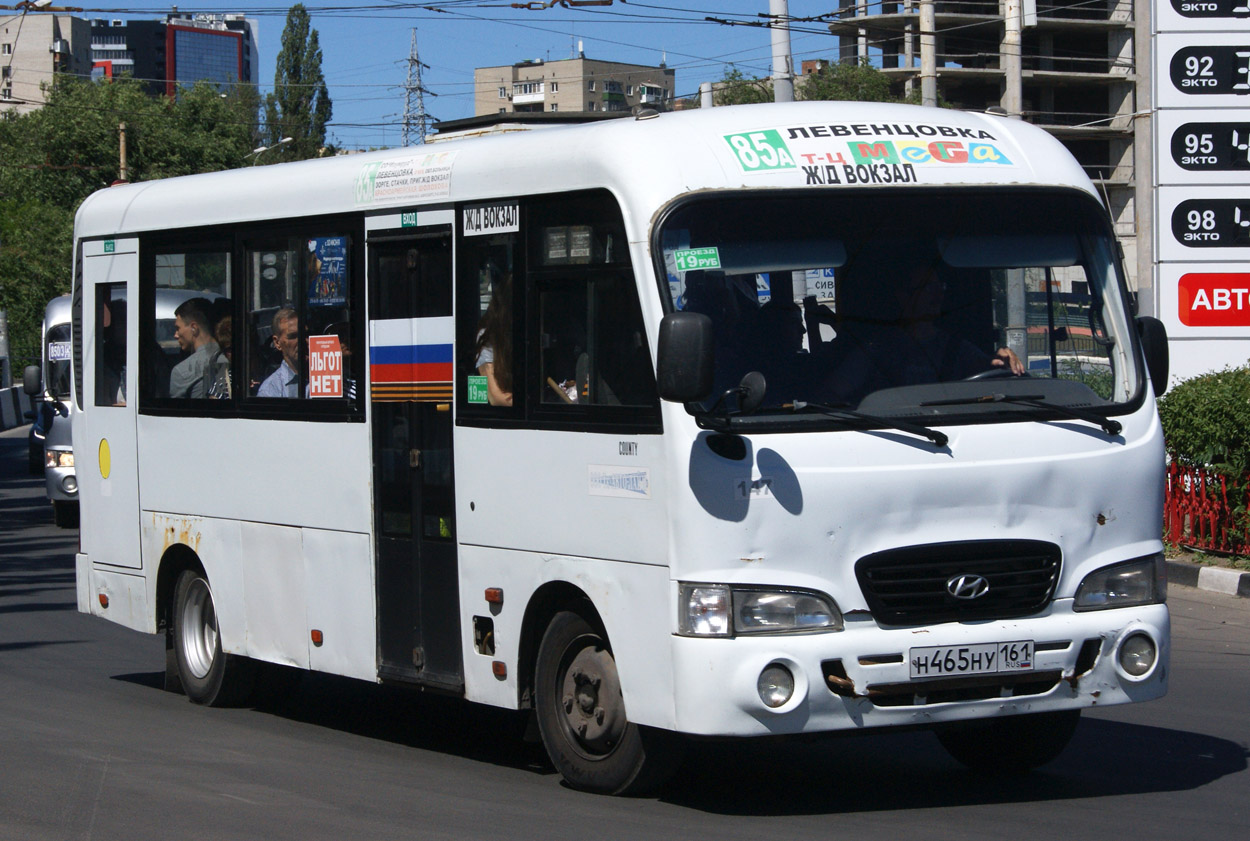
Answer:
[22,365,42,397]
[1136,316,1169,397]
[657,312,714,403]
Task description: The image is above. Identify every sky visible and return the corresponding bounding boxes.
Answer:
[81,2,845,150]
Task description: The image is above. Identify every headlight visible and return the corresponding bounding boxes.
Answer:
[45,449,74,469]
[679,585,731,636]
[679,584,843,636]
[1074,554,1166,611]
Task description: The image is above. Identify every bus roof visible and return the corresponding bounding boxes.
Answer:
[43,294,72,331]
[75,101,1095,240]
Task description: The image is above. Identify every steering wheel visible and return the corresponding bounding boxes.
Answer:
[964,366,1023,381]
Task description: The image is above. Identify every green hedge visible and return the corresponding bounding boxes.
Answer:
[1157,365,1250,475]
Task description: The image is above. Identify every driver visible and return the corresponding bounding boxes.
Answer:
[886,261,1023,384]
[823,259,1024,401]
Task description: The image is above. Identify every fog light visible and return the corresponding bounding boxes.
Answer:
[1118,633,1156,677]
[757,663,794,708]
[61,475,78,494]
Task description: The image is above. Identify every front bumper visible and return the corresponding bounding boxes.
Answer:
[669,601,1168,736]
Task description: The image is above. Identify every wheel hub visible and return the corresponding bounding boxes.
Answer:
[561,643,626,755]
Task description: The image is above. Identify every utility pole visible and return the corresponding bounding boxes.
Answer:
[117,122,128,183]
[919,0,937,107]
[1002,0,1022,117]
[401,29,430,147]
[769,0,795,103]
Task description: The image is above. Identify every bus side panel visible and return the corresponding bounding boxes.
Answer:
[83,568,149,631]
[240,521,310,669]
[458,546,676,730]
[134,417,372,533]
[304,528,376,682]
[142,513,247,654]
[453,427,669,567]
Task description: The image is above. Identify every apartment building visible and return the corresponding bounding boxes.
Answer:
[475,53,674,116]
[1,13,91,114]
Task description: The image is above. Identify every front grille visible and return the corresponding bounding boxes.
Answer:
[855,540,1061,626]
[860,671,1063,707]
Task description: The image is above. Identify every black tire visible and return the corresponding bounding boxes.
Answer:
[534,610,683,795]
[936,709,1080,773]
[171,569,254,706]
[52,500,79,529]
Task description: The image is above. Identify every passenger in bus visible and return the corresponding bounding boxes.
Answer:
[169,298,223,399]
[749,296,810,403]
[826,259,1023,401]
[208,299,233,399]
[473,273,513,407]
[258,307,301,398]
[98,298,127,406]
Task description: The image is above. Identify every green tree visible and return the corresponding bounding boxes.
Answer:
[0,77,259,360]
[0,201,73,365]
[264,4,333,162]
[798,60,896,103]
[713,67,773,106]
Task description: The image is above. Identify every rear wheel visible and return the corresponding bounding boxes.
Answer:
[534,610,682,795]
[936,709,1080,773]
[171,569,254,706]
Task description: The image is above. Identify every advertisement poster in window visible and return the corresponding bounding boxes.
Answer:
[308,237,347,307]
[308,334,344,398]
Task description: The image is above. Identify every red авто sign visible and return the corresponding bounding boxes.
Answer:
[1178,273,1250,326]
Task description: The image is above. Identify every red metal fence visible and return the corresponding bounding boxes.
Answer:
[1165,461,1249,554]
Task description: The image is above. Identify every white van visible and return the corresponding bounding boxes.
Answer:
[70,102,1171,794]
[25,295,78,527]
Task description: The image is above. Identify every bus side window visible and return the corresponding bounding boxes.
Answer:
[245,235,354,402]
[95,283,126,407]
[539,275,654,407]
[458,233,518,413]
[142,250,231,403]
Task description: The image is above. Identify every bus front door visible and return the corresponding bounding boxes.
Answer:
[368,229,463,689]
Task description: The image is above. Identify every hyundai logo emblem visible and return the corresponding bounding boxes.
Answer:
[946,574,990,600]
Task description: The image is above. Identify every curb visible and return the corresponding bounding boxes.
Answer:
[1167,559,1250,599]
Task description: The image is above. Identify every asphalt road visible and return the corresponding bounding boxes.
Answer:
[2,424,1248,840]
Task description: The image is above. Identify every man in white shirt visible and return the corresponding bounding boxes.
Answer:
[258,308,300,398]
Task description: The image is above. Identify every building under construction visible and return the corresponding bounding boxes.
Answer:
[828,0,1145,290]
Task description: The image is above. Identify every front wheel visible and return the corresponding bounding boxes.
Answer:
[936,709,1080,773]
[534,611,683,795]
[171,569,254,706]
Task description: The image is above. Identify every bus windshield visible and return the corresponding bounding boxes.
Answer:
[45,323,73,401]
[659,188,1140,426]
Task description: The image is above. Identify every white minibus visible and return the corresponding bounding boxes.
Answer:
[24,295,78,527]
[71,102,1171,794]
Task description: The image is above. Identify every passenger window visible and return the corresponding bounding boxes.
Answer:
[245,235,356,402]
[529,194,655,410]
[142,250,232,402]
[459,221,518,411]
[456,190,659,429]
[94,283,127,407]
[539,275,654,407]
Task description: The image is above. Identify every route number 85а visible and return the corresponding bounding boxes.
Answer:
[725,131,797,171]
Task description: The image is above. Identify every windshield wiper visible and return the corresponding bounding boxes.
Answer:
[920,393,1122,436]
[790,401,949,448]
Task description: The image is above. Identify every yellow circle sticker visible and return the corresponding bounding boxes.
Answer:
[98,438,111,480]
